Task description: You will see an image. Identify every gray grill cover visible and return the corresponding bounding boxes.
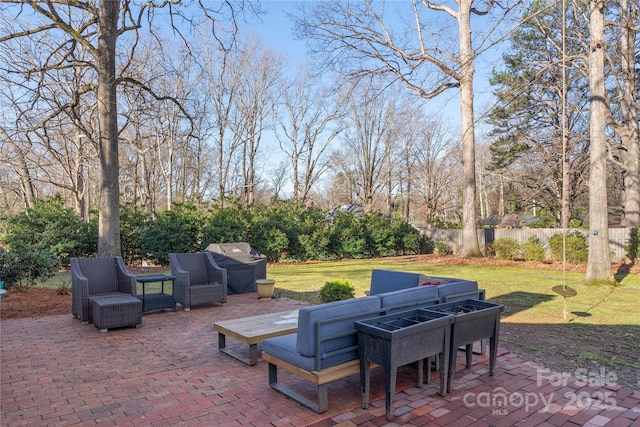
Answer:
[206,243,267,294]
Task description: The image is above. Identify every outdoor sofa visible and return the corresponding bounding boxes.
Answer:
[262,270,485,413]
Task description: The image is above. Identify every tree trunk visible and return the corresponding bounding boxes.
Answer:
[620,0,640,228]
[585,0,613,283]
[458,1,482,257]
[96,0,121,256]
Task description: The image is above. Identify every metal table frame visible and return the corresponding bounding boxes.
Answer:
[136,274,177,314]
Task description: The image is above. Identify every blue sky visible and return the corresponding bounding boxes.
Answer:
[248,1,500,137]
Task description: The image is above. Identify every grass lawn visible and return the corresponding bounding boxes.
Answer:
[266,257,640,390]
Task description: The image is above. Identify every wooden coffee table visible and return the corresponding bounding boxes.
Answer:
[213,310,299,366]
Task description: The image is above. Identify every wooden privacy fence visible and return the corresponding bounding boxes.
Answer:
[417,227,634,262]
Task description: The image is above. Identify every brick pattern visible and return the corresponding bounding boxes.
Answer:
[1,293,639,426]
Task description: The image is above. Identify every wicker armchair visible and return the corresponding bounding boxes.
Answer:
[71,257,142,332]
[169,252,227,311]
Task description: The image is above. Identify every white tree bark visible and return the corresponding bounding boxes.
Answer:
[585,0,614,283]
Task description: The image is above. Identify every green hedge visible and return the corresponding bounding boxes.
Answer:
[0,198,429,277]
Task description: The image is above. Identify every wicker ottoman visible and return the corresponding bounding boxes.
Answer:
[91,296,143,333]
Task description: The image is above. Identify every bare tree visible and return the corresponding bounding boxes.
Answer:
[294,0,520,256]
[585,0,614,283]
[606,0,640,228]
[231,43,284,206]
[0,1,251,256]
[336,79,400,213]
[413,121,464,223]
[275,66,344,204]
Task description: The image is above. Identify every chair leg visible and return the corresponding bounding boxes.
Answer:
[268,363,329,413]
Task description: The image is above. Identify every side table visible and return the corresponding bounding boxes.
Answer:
[136,274,177,314]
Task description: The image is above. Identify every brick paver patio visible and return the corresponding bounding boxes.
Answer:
[1,293,639,426]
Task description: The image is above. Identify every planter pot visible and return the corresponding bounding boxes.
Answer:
[256,279,276,299]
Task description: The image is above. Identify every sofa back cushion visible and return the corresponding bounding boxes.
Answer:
[377,285,439,310]
[369,269,426,295]
[437,280,480,302]
[296,296,381,357]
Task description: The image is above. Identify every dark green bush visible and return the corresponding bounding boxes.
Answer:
[493,237,521,260]
[120,202,151,265]
[388,218,423,255]
[330,212,367,259]
[142,202,201,265]
[318,278,355,303]
[549,231,588,263]
[0,246,58,290]
[625,228,639,261]
[1,197,443,268]
[200,202,251,247]
[435,239,453,255]
[298,226,336,261]
[4,195,97,265]
[363,212,394,257]
[527,210,557,228]
[523,237,546,261]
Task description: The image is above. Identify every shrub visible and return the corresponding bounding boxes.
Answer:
[493,237,521,260]
[434,239,453,255]
[549,231,588,263]
[523,237,546,261]
[200,203,251,246]
[318,278,355,303]
[389,218,423,255]
[363,212,394,257]
[0,246,58,290]
[4,195,96,266]
[120,202,151,265]
[625,228,639,261]
[330,212,366,259]
[142,202,201,265]
[527,210,557,228]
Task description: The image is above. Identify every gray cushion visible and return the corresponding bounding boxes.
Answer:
[377,285,439,310]
[263,334,358,371]
[369,269,423,295]
[296,296,381,357]
[437,280,480,302]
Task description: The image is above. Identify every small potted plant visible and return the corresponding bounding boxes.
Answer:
[256,278,276,299]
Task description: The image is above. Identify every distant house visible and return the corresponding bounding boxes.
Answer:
[326,203,364,220]
[499,213,521,228]
[477,214,502,228]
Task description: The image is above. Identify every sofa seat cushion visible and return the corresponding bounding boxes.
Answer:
[263,333,360,371]
[377,285,439,310]
[296,296,381,358]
